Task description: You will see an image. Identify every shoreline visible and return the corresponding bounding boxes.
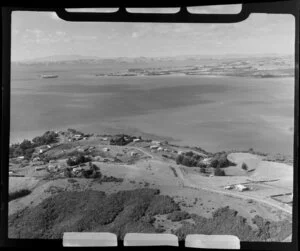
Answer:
[9,128,294,166]
[94,72,294,79]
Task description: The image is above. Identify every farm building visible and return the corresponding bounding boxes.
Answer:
[235,184,249,192]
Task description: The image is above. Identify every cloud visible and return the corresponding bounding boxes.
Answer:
[25,28,43,35]
[12,29,19,35]
[131,32,139,38]
[22,29,71,44]
[72,35,98,41]
[55,31,66,36]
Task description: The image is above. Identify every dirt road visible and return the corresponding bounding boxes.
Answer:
[170,164,292,215]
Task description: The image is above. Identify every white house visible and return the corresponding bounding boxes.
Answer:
[103,147,110,152]
[133,138,141,142]
[130,152,138,157]
[150,145,159,150]
[235,184,249,192]
[151,140,161,145]
[73,134,83,140]
[157,147,163,151]
[224,185,234,190]
[32,157,41,162]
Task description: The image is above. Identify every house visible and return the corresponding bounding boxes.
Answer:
[73,134,83,140]
[103,147,110,152]
[130,152,138,157]
[157,147,163,151]
[151,140,161,145]
[224,185,234,190]
[32,157,41,162]
[150,145,159,150]
[133,138,141,142]
[17,156,25,160]
[235,184,249,192]
[72,167,82,173]
[47,164,57,172]
[47,145,51,149]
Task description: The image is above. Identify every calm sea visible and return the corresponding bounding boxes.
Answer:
[10,64,294,155]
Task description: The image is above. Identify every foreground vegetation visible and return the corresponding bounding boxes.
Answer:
[8,189,292,241]
[9,131,58,160]
[173,206,292,242]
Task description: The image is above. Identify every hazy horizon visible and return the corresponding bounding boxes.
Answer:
[11,6,294,62]
[12,52,294,63]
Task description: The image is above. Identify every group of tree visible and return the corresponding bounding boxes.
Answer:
[66,153,91,166]
[209,152,236,168]
[175,151,204,167]
[110,134,134,146]
[9,131,58,160]
[175,151,235,177]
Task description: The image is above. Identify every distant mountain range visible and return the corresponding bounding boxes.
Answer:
[12,53,293,65]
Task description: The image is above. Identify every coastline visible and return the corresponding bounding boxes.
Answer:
[10,128,293,166]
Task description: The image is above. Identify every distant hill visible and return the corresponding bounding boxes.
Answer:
[12,53,293,66]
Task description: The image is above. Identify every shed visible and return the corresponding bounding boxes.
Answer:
[235,184,249,192]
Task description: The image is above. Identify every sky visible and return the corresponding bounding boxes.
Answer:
[11,5,295,61]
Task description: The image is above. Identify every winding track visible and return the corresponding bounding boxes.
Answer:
[171,164,293,215]
[133,146,293,215]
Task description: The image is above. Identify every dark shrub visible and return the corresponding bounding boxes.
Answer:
[32,131,58,146]
[185,151,194,157]
[214,167,226,176]
[197,162,207,168]
[176,154,184,164]
[176,152,204,168]
[9,189,31,202]
[210,153,235,168]
[110,134,133,146]
[24,148,35,160]
[100,176,123,183]
[167,211,191,222]
[146,195,180,216]
[67,154,91,166]
[19,140,33,150]
[199,167,206,173]
[64,168,73,178]
[182,156,192,167]
[241,163,248,170]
